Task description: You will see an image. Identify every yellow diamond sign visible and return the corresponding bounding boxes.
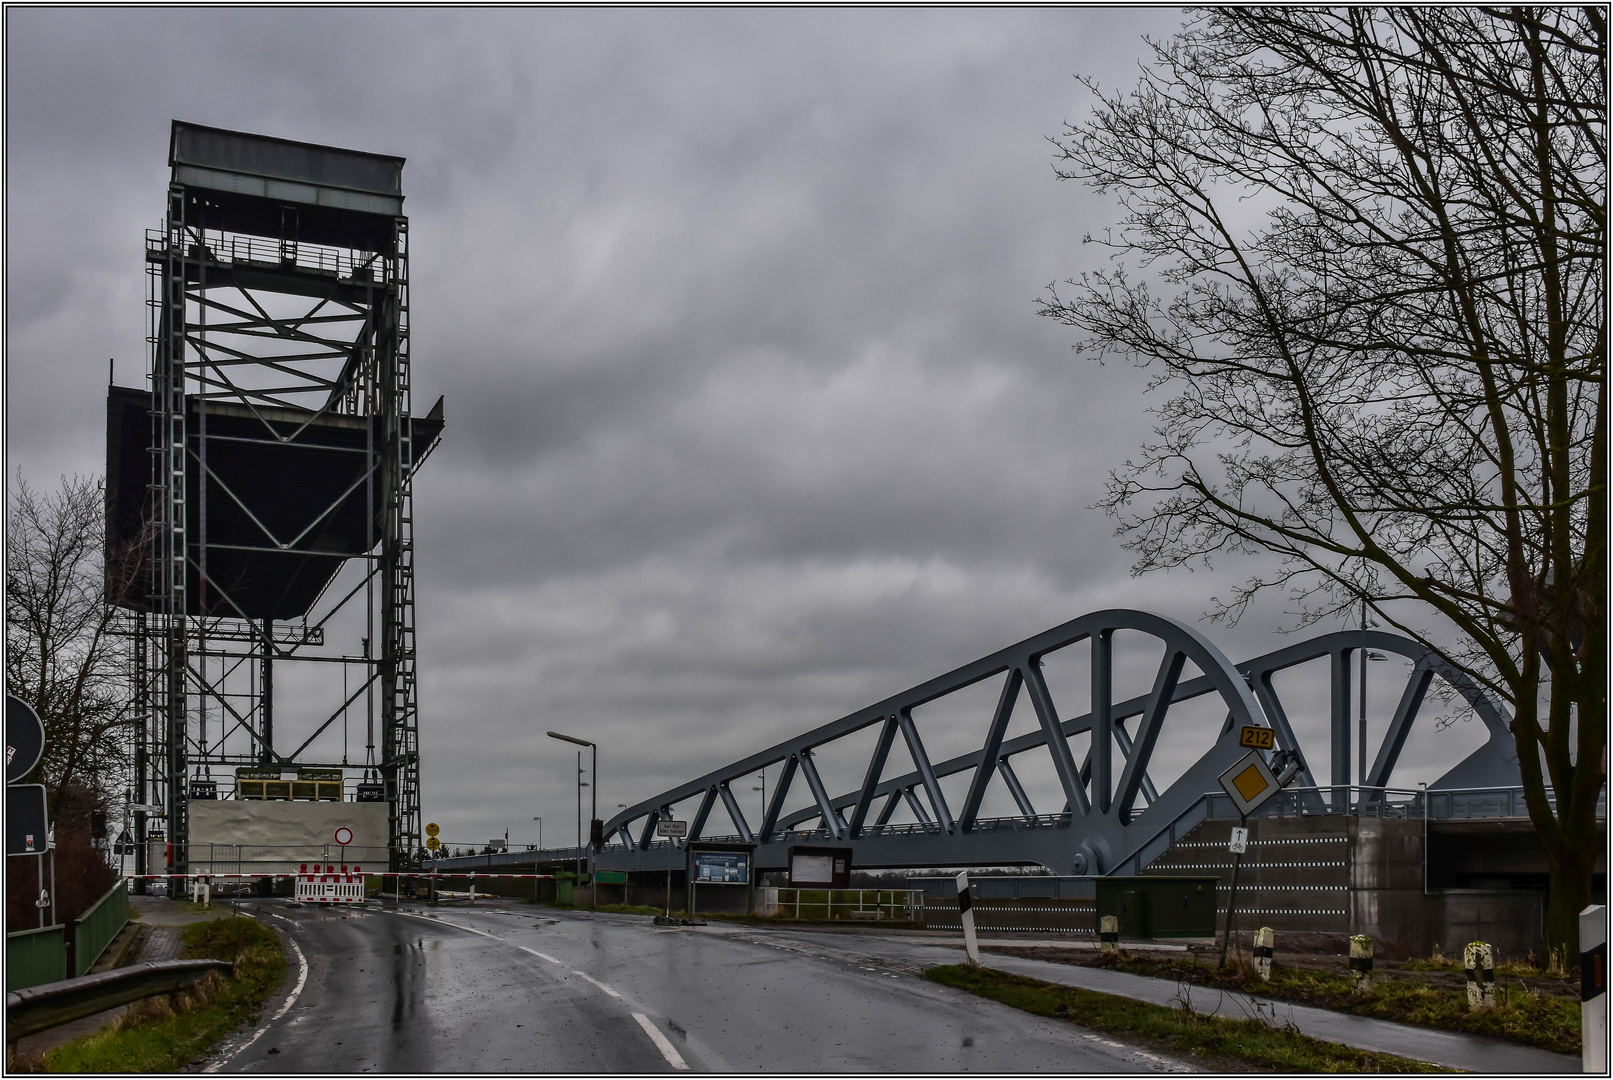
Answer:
[1218,750,1282,816]
[1232,764,1268,802]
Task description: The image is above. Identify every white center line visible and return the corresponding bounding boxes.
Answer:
[392,911,618,1000]
[573,970,620,997]
[633,1012,689,1070]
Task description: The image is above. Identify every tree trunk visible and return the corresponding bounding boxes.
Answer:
[1544,843,1597,966]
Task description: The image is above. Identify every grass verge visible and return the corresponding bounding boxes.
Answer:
[924,964,1452,1073]
[1081,951,1580,1055]
[38,917,286,1073]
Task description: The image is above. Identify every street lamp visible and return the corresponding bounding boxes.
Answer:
[532,816,541,850]
[548,731,597,909]
[752,768,766,828]
[1358,600,1389,807]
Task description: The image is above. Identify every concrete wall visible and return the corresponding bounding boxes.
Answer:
[1150,814,1552,958]
[188,800,389,874]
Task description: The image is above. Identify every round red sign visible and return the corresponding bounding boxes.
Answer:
[334,826,353,846]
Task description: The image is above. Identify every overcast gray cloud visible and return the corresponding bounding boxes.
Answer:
[5,7,1480,850]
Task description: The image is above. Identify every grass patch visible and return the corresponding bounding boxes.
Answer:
[577,902,668,917]
[1084,951,1581,1055]
[924,964,1451,1072]
[38,917,286,1073]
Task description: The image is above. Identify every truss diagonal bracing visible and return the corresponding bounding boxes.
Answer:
[109,122,441,893]
[586,611,1519,876]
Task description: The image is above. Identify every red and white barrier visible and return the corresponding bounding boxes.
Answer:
[295,862,366,903]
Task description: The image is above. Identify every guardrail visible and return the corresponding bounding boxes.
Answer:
[6,926,67,993]
[6,959,233,1043]
[756,888,922,922]
[73,880,129,977]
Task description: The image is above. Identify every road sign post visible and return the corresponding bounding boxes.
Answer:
[1216,743,1287,967]
[656,820,687,916]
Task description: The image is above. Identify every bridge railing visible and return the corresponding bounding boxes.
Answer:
[1199,783,1604,822]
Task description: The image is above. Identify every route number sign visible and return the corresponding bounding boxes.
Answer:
[1238,725,1275,750]
[655,819,688,838]
[424,822,440,837]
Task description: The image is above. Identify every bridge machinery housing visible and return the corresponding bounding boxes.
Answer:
[106,122,443,891]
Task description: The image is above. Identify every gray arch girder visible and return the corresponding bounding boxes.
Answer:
[601,609,1265,875]
[1237,629,1519,808]
[595,614,1517,877]
[767,629,1518,835]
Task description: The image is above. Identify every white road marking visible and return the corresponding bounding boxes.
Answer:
[396,911,614,997]
[633,1012,689,1070]
[393,911,498,939]
[202,933,308,1072]
[573,970,620,997]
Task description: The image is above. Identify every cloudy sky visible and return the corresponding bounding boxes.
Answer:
[4,7,1488,852]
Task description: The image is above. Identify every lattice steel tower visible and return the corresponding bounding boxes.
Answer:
[107,122,442,892]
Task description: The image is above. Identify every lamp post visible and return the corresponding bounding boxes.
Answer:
[548,731,597,909]
[752,769,766,826]
[1358,600,1388,811]
[532,816,542,849]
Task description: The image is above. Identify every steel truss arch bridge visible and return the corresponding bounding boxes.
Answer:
[585,609,1519,877]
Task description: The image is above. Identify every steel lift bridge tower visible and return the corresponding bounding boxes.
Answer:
[106,122,442,891]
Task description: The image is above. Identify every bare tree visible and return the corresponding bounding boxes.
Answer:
[1043,8,1604,954]
[6,474,139,812]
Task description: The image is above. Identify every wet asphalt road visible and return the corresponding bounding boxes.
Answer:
[200,902,1186,1073]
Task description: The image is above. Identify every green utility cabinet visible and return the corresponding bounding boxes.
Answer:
[1094,876,1218,939]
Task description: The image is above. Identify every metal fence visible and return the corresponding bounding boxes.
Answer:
[1199,784,1605,822]
[73,880,129,977]
[7,925,67,992]
[146,229,386,283]
[756,888,922,922]
[165,843,393,877]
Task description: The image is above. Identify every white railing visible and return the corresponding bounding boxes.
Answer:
[755,888,923,922]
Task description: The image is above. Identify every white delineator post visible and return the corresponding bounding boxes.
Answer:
[1254,927,1274,981]
[956,871,980,967]
[1583,905,1606,1074]
[1464,941,1495,1009]
[1349,934,1373,993]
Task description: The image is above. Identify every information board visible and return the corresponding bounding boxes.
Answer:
[692,850,750,884]
[788,846,852,888]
